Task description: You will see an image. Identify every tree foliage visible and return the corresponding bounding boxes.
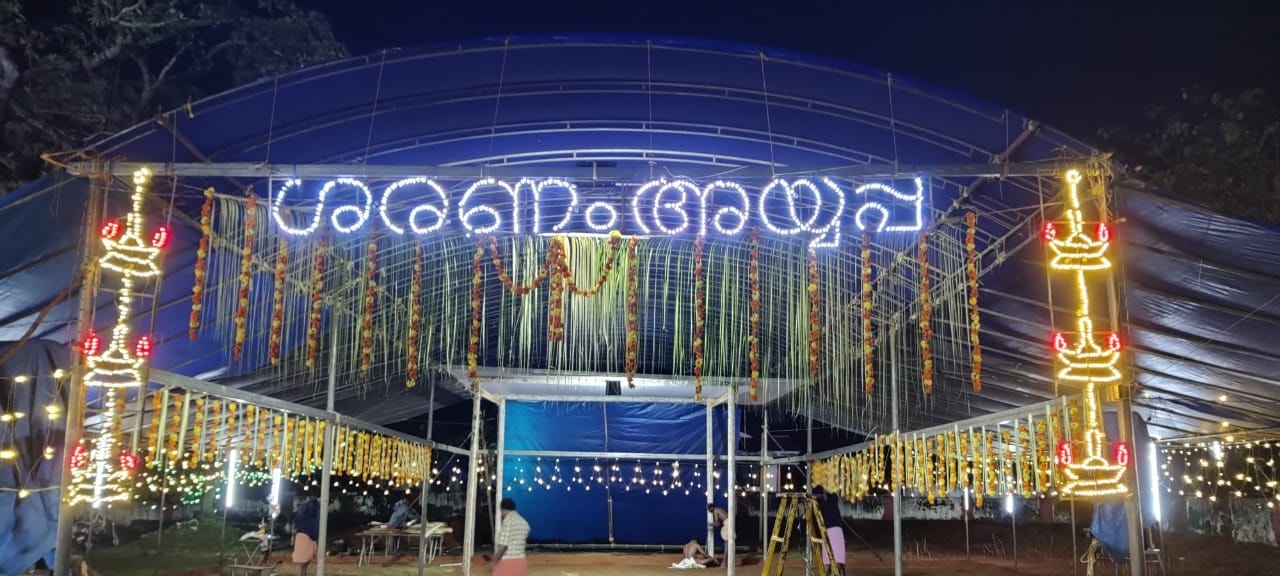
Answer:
[1101,88,1280,223]
[0,0,347,191]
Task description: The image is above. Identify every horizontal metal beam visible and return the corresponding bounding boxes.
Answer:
[65,161,1084,181]
[151,369,431,446]
[774,393,1083,464]
[498,394,715,405]
[501,449,762,462]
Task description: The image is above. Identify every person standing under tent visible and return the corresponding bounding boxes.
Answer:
[813,486,846,576]
[707,503,731,544]
[492,498,531,576]
[292,496,321,576]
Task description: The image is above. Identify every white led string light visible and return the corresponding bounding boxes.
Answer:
[379,177,449,235]
[268,175,925,244]
[458,178,518,235]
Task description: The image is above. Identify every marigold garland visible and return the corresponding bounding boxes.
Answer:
[624,237,640,388]
[748,227,761,401]
[191,397,205,469]
[189,187,215,340]
[225,403,237,456]
[546,237,567,342]
[166,393,181,463]
[358,235,379,379]
[807,248,821,380]
[467,240,485,386]
[917,233,933,394]
[407,244,423,387]
[488,237,551,295]
[146,391,161,466]
[207,400,221,463]
[564,231,624,296]
[860,234,875,394]
[965,212,982,392]
[306,241,325,368]
[692,235,706,400]
[233,194,256,360]
[269,240,288,364]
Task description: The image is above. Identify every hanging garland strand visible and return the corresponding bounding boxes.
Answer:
[407,244,423,387]
[488,237,552,295]
[860,234,875,395]
[563,231,624,296]
[233,193,256,360]
[806,247,821,380]
[468,239,485,387]
[692,235,706,400]
[918,232,934,394]
[965,212,982,392]
[189,187,215,340]
[306,240,326,368]
[358,234,378,379]
[546,237,566,342]
[268,239,288,364]
[625,237,640,388]
[748,227,761,401]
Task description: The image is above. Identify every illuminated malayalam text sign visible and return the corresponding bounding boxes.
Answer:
[271,177,926,248]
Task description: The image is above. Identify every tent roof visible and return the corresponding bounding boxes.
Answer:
[1,35,1276,439]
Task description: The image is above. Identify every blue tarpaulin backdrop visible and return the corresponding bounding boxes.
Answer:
[1089,412,1158,561]
[501,402,733,544]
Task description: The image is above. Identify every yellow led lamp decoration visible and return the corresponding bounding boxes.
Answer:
[70,167,166,507]
[1047,169,1127,498]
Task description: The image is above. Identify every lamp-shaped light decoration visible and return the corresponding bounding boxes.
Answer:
[1048,169,1128,498]
[70,167,166,508]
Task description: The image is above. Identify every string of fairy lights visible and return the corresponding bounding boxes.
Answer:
[0,370,70,497]
[1158,439,1280,508]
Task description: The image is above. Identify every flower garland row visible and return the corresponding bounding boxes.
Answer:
[188,187,215,340]
[747,227,761,401]
[269,240,288,364]
[625,237,640,388]
[359,235,378,378]
[306,241,326,368]
[693,235,706,400]
[806,248,821,380]
[965,212,982,392]
[142,394,431,483]
[406,244,423,387]
[233,193,255,360]
[812,400,1087,505]
[860,234,875,395]
[918,233,933,394]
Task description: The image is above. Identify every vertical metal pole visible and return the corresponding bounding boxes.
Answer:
[417,381,437,576]
[461,387,484,576]
[805,396,814,576]
[760,415,769,554]
[54,176,104,576]
[1097,175,1145,576]
[890,336,903,576]
[494,399,507,534]
[316,315,340,576]
[726,389,738,576]
[706,403,715,559]
[1011,497,1018,570]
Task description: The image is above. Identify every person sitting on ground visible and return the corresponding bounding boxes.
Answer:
[681,539,719,567]
[813,486,846,576]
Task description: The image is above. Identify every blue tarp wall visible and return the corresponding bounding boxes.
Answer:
[1090,412,1158,560]
[502,401,733,544]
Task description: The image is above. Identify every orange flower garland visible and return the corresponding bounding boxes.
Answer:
[166,393,181,463]
[306,241,325,368]
[965,212,982,392]
[468,240,485,386]
[269,240,288,364]
[860,234,875,394]
[748,227,761,401]
[358,234,378,379]
[190,397,205,469]
[225,403,237,456]
[189,187,214,340]
[564,231,624,297]
[806,248,821,380]
[207,400,221,463]
[407,244,423,387]
[546,237,567,342]
[624,237,640,388]
[233,194,256,360]
[488,237,551,295]
[692,235,706,400]
[917,233,933,394]
[146,391,161,467]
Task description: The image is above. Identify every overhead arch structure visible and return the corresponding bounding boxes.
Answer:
[2,34,1280,576]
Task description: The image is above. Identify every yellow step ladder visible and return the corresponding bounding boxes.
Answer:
[761,494,838,576]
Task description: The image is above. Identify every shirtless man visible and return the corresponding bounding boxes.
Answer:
[678,539,719,568]
[706,503,730,543]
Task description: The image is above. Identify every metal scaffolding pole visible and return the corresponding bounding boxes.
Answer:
[890,340,903,576]
[315,317,340,576]
[417,380,438,576]
[805,395,814,576]
[726,390,737,576]
[494,399,507,534]
[759,415,769,554]
[461,389,484,576]
[706,404,715,559]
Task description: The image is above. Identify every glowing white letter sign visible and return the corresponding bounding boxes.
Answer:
[272,176,925,248]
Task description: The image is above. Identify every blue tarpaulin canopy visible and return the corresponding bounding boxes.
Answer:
[1,34,1278,573]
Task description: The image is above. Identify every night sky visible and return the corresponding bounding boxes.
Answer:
[314,0,1279,141]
